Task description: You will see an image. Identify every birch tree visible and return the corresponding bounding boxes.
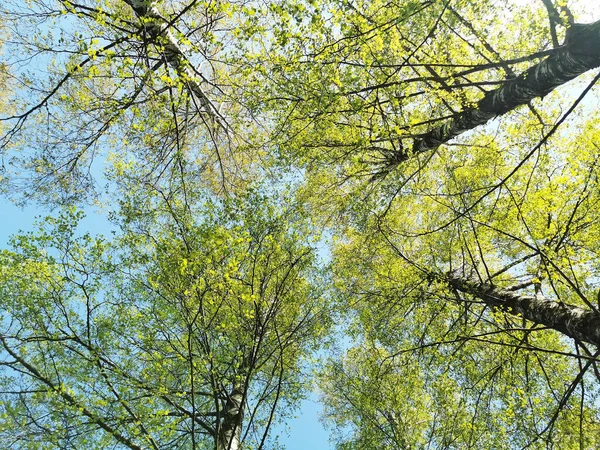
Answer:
[0,186,328,449]
[242,0,600,446]
[255,0,600,177]
[3,0,600,447]
[0,0,260,203]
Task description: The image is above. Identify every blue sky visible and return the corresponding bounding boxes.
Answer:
[278,395,331,449]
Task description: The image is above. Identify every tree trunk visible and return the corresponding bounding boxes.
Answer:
[392,20,600,165]
[123,0,226,128]
[446,273,600,346]
[217,385,245,450]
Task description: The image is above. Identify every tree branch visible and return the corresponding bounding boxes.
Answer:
[0,336,144,450]
[445,273,600,347]
[383,20,600,172]
[122,0,228,131]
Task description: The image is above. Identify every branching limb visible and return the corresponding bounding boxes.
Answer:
[379,20,600,174]
[122,0,229,132]
[444,274,600,347]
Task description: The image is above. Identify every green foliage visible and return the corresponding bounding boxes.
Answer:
[0,192,329,448]
[320,101,600,449]
[2,0,600,448]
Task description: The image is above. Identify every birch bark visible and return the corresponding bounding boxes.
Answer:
[447,273,600,346]
[123,0,227,129]
[217,385,245,450]
[389,20,600,166]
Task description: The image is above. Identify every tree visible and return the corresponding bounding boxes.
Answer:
[0,0,261,203]
[0,186,328,449]
[244,0,600,446]
[2,0,600,448]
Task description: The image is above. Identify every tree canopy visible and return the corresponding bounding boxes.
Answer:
[2,0,600,448]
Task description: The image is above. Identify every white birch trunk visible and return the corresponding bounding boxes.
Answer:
[123,0,227,129]
[384,20,600,170]
[447,273,600,346]
[217,385,244,450]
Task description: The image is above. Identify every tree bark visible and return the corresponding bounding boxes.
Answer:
[392,20,600,165]
[446,273,600,347]
[123,0,226,128]
[217,385,244,450]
